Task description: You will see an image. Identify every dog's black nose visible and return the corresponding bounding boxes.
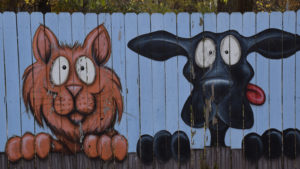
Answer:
[202,78,233,103]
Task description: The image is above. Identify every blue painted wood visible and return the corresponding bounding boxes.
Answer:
[177,12,192,146]
[125,13,139,152]
[190,13,205,149]
[255,12,270,135]
[269,12,283,131]
[151,13,166,133]
[58,13,72,43]
[164,13,178,135]
[30,12,44,134]
[1,12,300,152]
[0,13,7,152]
[242,12,256,146]
[17,12,35,136]
[217,12,231,147]
[226,12,242,148]
[202,12,217,147]
[98,13,112,68]
[138,13,152,136]
[3,12,21,138]
[297,11,300,130]
[164,11,179,138]
[41,13,59,135]
[57,13,72,140]
[282,11,296,130]
[111,13,127,137]
[72,12,85,43]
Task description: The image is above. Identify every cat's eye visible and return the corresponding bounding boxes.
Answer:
[220,35,241,65]
[195,38,216,68]
[75,56,96,85]
[50,56,70,85]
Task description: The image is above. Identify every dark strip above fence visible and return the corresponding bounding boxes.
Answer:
[0,148,299,169]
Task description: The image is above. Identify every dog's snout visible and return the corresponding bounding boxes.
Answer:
[202,78,233,103]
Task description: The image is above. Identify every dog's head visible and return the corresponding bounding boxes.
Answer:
[128,29,300,129]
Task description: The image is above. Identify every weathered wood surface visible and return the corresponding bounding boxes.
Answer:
[0,148,299,169]
[1,11,300,151]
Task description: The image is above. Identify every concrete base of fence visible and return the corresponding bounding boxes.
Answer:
[0,148,299,169]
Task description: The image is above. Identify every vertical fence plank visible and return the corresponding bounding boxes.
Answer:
[151,13,165,134]
[297,9,300,132]
[71,12,86,169]
[43,12,59,135]
[190,13,206,149]
[72,12,85,43]
[269,12,283,131]
[282,11,296,130]
[216,12,231,147]
[242,12,256,146]
[255,12,270,136]
[164,12,178,134]
[125,13,139,152]
[203,12,217,147]
[177,12,192,144]
[0,13,7,152]
[228,12,243,149]
[3,12,21,139]
[30,12,44,135]
[17,12,35,137]
[255,11,270,169]
[269,11,283,169]
[111,13,127,137]
[138,13,152,138]
[99,13,112,68]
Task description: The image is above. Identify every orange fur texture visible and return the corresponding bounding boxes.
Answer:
[6,24,127,162]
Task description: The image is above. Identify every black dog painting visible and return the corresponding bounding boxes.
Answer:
[128,29,300,162]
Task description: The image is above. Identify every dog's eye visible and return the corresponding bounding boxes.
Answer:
[220,35,241,65]
[76,56,96,85]
[50,56,70,85]
[195,38,216,68]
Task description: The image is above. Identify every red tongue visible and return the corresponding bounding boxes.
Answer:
[246,83,266,105]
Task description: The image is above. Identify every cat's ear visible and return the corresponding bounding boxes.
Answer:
[83,24,111,66]
[33,25,59,63]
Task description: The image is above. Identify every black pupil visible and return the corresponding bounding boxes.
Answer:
[62,65,67,70]
[80,66,85,71]
[225,50,229,54]
[209,50,212,55]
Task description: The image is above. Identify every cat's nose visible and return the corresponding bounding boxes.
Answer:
[67,85,82,96]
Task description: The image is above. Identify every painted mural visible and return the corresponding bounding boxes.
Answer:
[5,25,128,162]
[1,12,300,167]
[128,28,300,162]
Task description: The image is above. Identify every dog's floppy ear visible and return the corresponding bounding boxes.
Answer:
[247,28,300,59]
[127,31,189,61]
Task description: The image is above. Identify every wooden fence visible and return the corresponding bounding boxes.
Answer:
[0,11,300,168]
[1,148,300,169]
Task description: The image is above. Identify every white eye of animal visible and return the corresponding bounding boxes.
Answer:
[50,56,70,85]
[220,35,241,65]
[195,38,216,68]
[75,56,96,85]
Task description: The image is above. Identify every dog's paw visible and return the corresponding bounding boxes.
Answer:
[137,130,191,164]
[171,130,190,163]
[137,135,154,164]
[242,133,263,161]
[283,129,300,159]
[153,130,172,162]
[262,129,282,159]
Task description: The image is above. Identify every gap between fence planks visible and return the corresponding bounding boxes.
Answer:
[0,148,299,169]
